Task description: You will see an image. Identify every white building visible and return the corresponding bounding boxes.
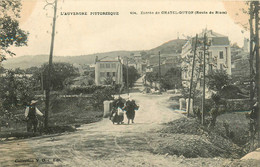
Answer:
[181,29,232,88]
[95,57,123,85]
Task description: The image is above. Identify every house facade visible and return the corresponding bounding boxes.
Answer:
[181,29,232,88]
[95,57,123,85]
[146,53,181,75]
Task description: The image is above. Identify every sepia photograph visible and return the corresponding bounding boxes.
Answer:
[0,0,259,166]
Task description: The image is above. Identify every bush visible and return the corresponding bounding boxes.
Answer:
[208,107,226,128]
[91,87,115,109]
[65,85,121,95]
[65,85,103,94]
[220,85,245,99]
[0,70,35,110]
[159,68,182,90]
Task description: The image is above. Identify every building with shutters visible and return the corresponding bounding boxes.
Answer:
[95,57,123,85]
[181,29,231,88]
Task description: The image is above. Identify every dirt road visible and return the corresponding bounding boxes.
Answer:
[0,91,189,166]
[3,76,252,167]
[1,78,242,167]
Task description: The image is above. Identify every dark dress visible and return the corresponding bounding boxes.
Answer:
[110,98,125,124]
[125,100,139,120]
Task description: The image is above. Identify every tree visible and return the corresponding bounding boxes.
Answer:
[25,66,39,74]
[205,70,233,127]
[0,70,35,110]
[0,66,5,74]
[14,67,25,74]
[206,70,230,92]
[145,72,158,87]
[159,68,182,90]
[91,86,115,109]
[123,65,140,88]
[0,0,29,62]
[32,63,79,91]
[104,76,113,85]
[231,42,240,49]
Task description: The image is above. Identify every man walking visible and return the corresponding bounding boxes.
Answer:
[25,100,43,133]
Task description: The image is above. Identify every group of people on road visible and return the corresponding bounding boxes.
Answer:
[23,96,139,132]
[110,96,139,125]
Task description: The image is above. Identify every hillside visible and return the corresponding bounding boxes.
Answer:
[2,39,187,69]
[148,39,187,55]
[2,51,139,69]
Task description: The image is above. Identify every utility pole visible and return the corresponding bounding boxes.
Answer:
[254,1,259,147]
[187,34,198,117]
[127,57,129,95]
[158,51,161,80]
[249,2,254,107]
[158,51,161,92]
[118,56,123,97]
[44,0,58,129]
[41,72,44,91]
[201,33,207,125]
[248,1,260,149]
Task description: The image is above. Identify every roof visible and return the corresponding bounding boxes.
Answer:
[95,56,121,63]
[96,61,120,63]
[198,29,226,38]
[211,37,229,45]
[190,30,230,50]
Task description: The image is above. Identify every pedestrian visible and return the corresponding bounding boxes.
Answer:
[124,98,139,124]
[24,100,43,133]
[110,98,125,124]
[250,102,259,120]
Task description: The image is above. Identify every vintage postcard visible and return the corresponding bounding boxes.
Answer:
[0,0,259,166]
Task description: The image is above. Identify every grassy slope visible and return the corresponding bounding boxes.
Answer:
[151,112,250,159]
[0,97,103,137]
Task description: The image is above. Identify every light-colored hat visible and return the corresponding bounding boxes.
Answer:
[31,100,38,104]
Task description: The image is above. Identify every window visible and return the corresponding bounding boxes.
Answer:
[111,64,116,68]
[209,64,213,72]
[200,79,203,88]
[208,51,212,60]
[112,72,116,77]
[106,64,110,68]
[100,64,105,68]
[208,51,212,64]
[107,72,110,77]
[220,63,224,70]
[100,72,105,77]
[219,51,224,59]
[199,52,203,57]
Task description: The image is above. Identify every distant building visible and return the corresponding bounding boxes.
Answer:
[95,57,123,85]
[121,53,147,75]
[181,29,232,88]
[133,53,146,74]
[146,53,181,76]
[231,46,249,79]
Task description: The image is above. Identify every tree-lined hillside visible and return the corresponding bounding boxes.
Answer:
[2,39,187,69]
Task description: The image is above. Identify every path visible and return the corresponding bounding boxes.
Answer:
[0,87,185,166]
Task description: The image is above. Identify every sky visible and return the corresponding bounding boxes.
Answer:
[9,0,250,58]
